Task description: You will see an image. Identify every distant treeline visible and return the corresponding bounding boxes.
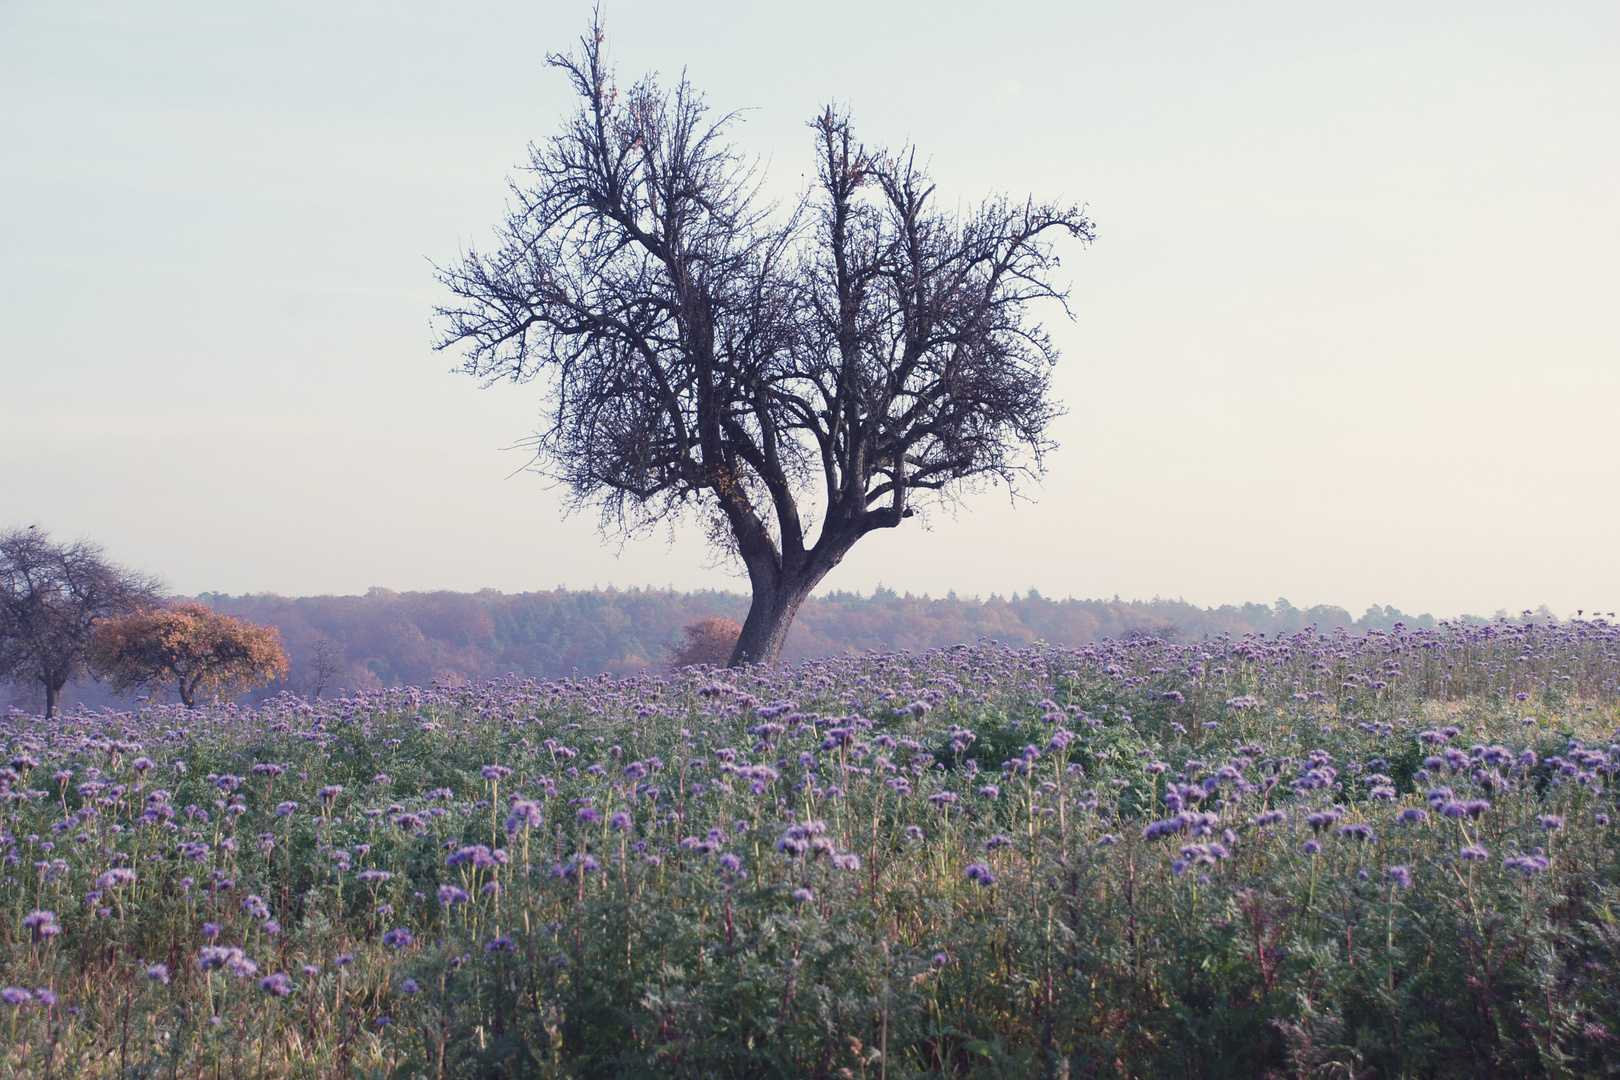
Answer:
[4,585,1507,713]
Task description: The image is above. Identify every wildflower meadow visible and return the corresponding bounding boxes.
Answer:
[2,618,1618,1078]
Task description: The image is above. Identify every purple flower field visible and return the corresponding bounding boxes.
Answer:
[2,618,1618,1077]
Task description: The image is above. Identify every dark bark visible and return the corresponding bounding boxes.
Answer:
[435,17,1093,667]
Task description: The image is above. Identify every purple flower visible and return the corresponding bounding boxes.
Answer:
[34,988,57,1007]
[1398,807,1429,824]
[357,870,392,883]
[791,888,815,903]
[1460,844,1490,862]
[965,863,997,886]
[336,952,355,966]
[718,852,743,873]
[609,811,633,831]
[1386,865,1413,889]
[933,952,949,966]
[832,853,861,871]
[146,964,171,985]
[202,922,221,939]
[276,802,299,817]
[485,936,516,953]
[318,785,343,805]
[438,885,470,906]
[481,764,512,781]
[381,928,414,948]
[1504,853,1551,876]
[577,807,603,825]
[97,868,136,889]
[401,978,420,994]
[904,825,925,841]
[259,972,292,997]
[1302,840,1322,855]
[1536,814,1564,832]
[2,987,33,1006]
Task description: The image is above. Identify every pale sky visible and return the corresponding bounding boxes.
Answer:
[2,1,1616,619]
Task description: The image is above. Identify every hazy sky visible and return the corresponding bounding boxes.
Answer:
[3,1,1616,619]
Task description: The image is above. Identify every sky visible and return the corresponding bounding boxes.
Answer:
[2,1,1617,620]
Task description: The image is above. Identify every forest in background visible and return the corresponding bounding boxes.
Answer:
[7,584,1529,712]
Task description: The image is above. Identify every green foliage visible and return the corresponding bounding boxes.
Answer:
[2,626,1618,1077]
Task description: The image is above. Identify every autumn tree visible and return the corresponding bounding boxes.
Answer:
[665,616,743,669]
[90,603,289,708]
[435,19,1093,665]
[0,526,165,717]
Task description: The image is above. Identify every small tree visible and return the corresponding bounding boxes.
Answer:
[435,18,1093,666]
[665,616,743,670]
[91,603,289,708]
[0,526,165,717]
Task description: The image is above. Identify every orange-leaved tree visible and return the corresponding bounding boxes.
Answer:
[665,617,743,670]
[91,603,289,707]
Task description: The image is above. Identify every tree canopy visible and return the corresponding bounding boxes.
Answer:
[91,602,289,708]
[435,19,1094,665]
[0,526,164,717]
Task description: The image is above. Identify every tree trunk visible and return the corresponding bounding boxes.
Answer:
[42,677,61,719]
[729,574,824,667]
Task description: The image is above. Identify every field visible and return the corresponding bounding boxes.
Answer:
[2,620,1618,1078]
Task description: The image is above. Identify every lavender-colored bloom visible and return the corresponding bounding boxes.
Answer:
[832,853,861,870]
[318,785,343,804]
[241,895,270,920]
[264,920,281,936]
[146,964,171,985]
[965,863,997,886]
[904,825,925,841]
[97,868,136,889]
[1096,834,1120,847]
[401,978,420,994]
[2,987,32,1006]
[336,952,355,966]
[933,952,949,966]
[202,922,221,939]
[1386,865,1413,889]
[357,870,393,883]
[977,784,1000,800]
[504,800,544,832]
[1536,814,1564,832]
[1398,807,1429,824]
[1460,844,1490,861]
[1302,840,1322,855]
[381,928,414,948]
[276,801,299,817]
[303,964,320,977]
[577,807,603,825]
[1339,823,1376,843]
[1599,812,1612,826]
[718,852,743,873]
[438,885,470,906]
[791,888,815,903]
[609,811,633,831]
[34,988,57,1007]
[1504,853,1551,876]
[485,936,517,953]
[481,764,512,781]
[259,972,292,997]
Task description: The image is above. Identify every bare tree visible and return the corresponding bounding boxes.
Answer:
[435,19,1093,665]
[304,634,343,700]
[0,526,165,717]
